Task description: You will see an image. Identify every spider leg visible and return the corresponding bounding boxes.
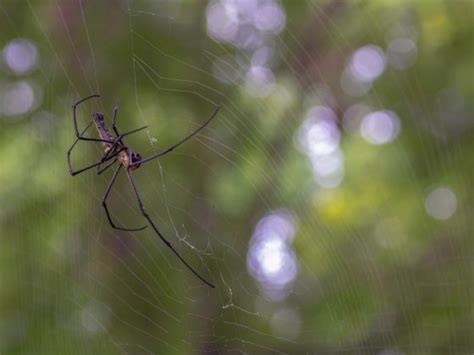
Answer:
[111,103,148,141]
[102,164,148,232]
[104,125,149,161]
[68,151,119,176]
[67,122,118,176]
[97,145,124,173]
[72,94,114,144]
[97,157,118,175]
[119,125,149,138]
[125,169,215,288]
[130,106,220,167]
[112,102,121,138]
[96,126,148,173]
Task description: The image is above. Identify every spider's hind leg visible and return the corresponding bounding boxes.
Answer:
[102,164,148,232]
[125,169,215,288]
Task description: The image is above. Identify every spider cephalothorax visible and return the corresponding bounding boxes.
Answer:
[67,94,220,288]
[129,152,142,169]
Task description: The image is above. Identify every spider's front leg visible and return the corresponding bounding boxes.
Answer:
[111,102,121,138]
[72,94,114,145]
[67,122,119,176]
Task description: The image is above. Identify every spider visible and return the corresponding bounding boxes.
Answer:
[67,94,219,288]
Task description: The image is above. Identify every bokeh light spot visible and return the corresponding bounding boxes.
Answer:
[247,211,298,300]
[81,301,112,334]
[387,38,417,70]
[349,45,386,82]
[360,110,400,145]
[253,2,285,33]
[297,106,339,156]
[424,187,457,220]
[206,2,239,43]
[206,0,286,50]
[2,38,38,75]
[0,81,35,118]
[245,65,276,97]
[296,106,344,188]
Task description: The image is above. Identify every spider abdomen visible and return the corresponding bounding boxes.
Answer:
[92,112,114,149]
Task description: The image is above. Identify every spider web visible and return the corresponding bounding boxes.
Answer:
[0,0,473,354]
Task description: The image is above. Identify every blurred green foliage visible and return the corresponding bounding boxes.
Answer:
[0,0,473,354]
